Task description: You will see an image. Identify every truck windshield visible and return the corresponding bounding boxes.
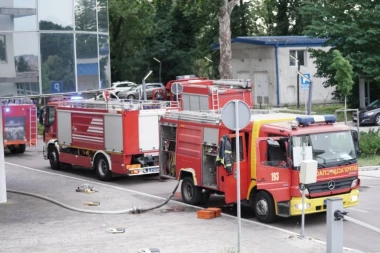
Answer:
[292,131,357,168]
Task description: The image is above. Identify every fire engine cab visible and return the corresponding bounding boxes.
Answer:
[40,97,179,181]
[2,100,38,154]
[159,110,361,223]
[166,78,253,111]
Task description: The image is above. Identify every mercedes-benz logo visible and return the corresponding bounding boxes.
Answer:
[328,180,336,190]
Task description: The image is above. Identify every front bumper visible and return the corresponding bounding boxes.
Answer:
[289,189,359,216]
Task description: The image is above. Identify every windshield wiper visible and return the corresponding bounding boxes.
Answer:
[338,159,356,165]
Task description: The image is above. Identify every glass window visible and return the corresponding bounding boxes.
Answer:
[98,0,109,32]
[0,35,6,62]
[47,106,55,125]
[99,35,110,89]
[76,33,99,91]
[40,33,75,94]
[231,136,244,161]
[12,0,38,31]
[290,50,305,66]
[75,0,97,31]
[38,0,73,30]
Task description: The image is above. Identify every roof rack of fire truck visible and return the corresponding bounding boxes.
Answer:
[57,98,180,112]
[163,110,222,124]
[1,98,36,105]
[212,79,252,89]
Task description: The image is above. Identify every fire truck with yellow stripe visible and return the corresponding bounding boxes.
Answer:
[159,111,361,223]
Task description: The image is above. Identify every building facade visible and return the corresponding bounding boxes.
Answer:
[0,0,111,97]
[225,36,334,107]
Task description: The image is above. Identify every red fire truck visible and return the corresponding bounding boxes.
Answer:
[166,78,253,111]
[159,111,360,223]
[2,101,38,154]
[40,98,179,181]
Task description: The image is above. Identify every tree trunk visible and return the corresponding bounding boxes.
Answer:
[344,96,347,125]
[218,0,239,79]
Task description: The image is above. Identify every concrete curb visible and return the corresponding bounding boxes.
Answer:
[359,166,380,171]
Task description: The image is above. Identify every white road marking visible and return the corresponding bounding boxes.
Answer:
[349,208,369,213]
[5,161,357,252]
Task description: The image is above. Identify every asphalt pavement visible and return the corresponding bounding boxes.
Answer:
[2,140,380,252]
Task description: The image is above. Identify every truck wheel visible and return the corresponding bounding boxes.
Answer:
[48,146,60,170]
[254,191,276,223]
[17,144,26,154]
[181,177,202,205]
[8,145,17,154]
[95,154,112,181]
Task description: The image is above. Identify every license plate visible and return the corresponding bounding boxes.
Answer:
[149,167,159,173]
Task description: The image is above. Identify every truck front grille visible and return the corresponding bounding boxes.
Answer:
[307,177,355,195]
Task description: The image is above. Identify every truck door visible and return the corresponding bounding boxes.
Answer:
[224,133,248,204]
[255,137,291,198]
[42,106,57,142]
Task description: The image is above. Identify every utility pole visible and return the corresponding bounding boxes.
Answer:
[290,54,300,109]
[0,105,7,204]
[153,57,162,83]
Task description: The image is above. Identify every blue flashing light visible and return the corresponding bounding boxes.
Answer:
[296,115,336,126]
[4,107,10,113]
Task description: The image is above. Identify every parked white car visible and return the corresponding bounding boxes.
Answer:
[109,81,137,96]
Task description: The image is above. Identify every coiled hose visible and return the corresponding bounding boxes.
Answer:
[7,180,180,215]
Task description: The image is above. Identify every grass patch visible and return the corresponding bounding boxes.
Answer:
[358,156,380,167]
[38,124,44,136]
[286,103,352,122]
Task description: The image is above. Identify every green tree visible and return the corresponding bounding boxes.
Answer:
[302,0,380,103]
[329,50,354,123]
[16,56,31,72]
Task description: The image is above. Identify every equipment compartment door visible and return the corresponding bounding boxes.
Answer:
[224,133,248,204]
[255,137,291,201]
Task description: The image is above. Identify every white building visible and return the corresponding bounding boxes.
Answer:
[224,36,334,107]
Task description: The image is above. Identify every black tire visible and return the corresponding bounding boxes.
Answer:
[48,146,60,170]
[94,154,112,181]
[8,145,17,154]
[254,191,276,223]
[127,95,135,100]
[17,144,26,154]
[181,177,203,205]
[375,114,380,126]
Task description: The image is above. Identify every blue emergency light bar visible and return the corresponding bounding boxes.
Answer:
[296,115,336,126]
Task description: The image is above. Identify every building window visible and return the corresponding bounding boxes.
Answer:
[0,35,6,63]
[16,83,39,95]
[290,50,305,66]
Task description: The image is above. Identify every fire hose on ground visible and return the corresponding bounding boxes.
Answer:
[6,180,180,215]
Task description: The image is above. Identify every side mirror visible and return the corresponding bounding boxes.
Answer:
[351,130,361,157]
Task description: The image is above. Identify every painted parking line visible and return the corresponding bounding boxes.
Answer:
[348,208,369,213]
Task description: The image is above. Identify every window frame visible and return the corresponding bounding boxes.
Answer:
[0,35,7,63]
[289,50,306,67]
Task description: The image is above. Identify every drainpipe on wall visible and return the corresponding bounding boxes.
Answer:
[274,43,280,107]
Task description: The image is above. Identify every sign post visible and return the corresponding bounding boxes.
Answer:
[221,100,251,253]
[0,106,7,203]
[298,72,312,115]
[171,82,183,107]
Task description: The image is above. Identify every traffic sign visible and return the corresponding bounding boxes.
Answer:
[300,74,310,90]
[50,81,63,93]
[171,82,183,95]
[221,100,251,131]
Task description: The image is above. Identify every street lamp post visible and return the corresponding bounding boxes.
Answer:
[290,54,300,109]
[153,57,162,83]
[204,56,213,79]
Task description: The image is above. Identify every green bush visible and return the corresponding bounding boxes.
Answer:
[359,129,380,157]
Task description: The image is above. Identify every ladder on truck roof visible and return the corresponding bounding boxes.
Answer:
[213,79,252,89]
[29,106,37,147]
[58,99,179,112]
[210,86,220,111]
[163,110,222,124]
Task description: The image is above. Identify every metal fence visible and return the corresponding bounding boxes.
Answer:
[326,198,380,253]
[335,108,359,134]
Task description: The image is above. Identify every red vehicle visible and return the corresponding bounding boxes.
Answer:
[40,98,179,181]
[166,78,253,111]
[2,102,38,154]
[159,111,360,223]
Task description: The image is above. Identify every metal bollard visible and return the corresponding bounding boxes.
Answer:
[326,198,344,253]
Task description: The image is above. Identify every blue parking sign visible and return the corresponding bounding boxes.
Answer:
[300,74,310,90]
[50,81,63,93]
